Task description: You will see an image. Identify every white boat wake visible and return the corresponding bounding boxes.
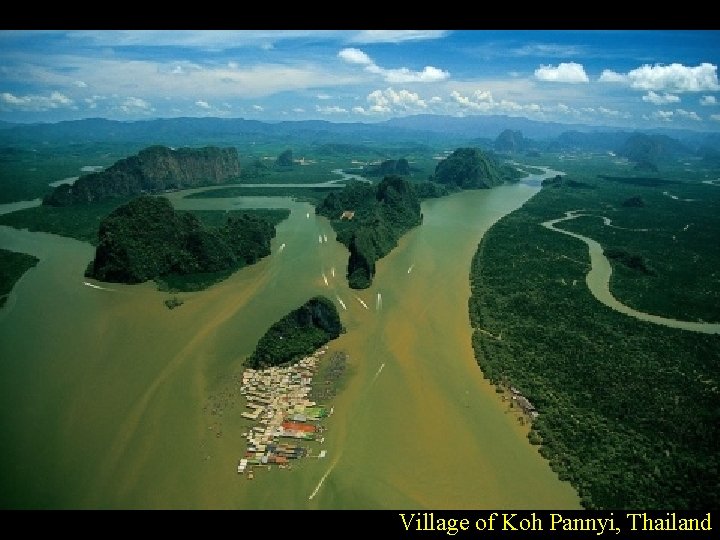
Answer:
[83,281,114,291]
[371,363,385,384]
[322,273,329,287]
[335,295,347,310]
[407,264,414,274]
[278,243,286,253]
[354,295,369,310]
[376,292,382,311]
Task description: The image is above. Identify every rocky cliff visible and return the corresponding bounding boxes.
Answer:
[44,145,240,206]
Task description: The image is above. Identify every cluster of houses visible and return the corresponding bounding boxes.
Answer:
[510,386,539,420]
[237,346,332,478]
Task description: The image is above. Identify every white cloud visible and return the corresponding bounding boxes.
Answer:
[0,90,74,111]
[652,110,674,122]
[598,106,631,119]
[73,80,87,88]
[352,106,365,114]
[69,30,347,50]
[195,100,211,109]
[534,62,589,83]
[252,104,264,112]
[338,48,373,65]
[316,93,332,100]
[601,63,719,92]
[338,48,449,83]
[642,91,680,105]
[119,96,152,114]
[711,114,720,121]
[700,95,717,106]
[511,43,584,57]
[430,96,442,103]
[2,57,362,101]
[315,105,347,114]
[598,69,626,83]
[365,87,428,114]
[292,107,305,113]
[675,108,701,121]
[349,31,449,43]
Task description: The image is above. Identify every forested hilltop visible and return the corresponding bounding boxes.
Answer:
[44,145,240,206]
[248,296,342,369]
[432,147,523,188]
[87,195,283,290]
[316,176,422,289]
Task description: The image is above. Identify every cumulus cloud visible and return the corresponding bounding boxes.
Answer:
[711,114,720,121]
[349,30,449,43]
[598,70,626,83]
[316,93,332,100]
[356,87,428,115]
[119,96,152,114]
[700,95,717,106]
[73,80,87,88]
[338,48,373,65]
[315,105,347,114]
[0,91,74,111]
[252,104,264,111]
[675,108,701,121]
[642,91,680,105]
[292,107,305,113]
[450,89,543,115]
[534,62,589,83]
[338,48,449,83]
[652,110,674,122]
[195,100,211,109]
[600,63,719,92]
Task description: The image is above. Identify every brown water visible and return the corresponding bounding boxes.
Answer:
[0,174,580,509]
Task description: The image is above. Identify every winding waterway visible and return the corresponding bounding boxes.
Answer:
[0,169,580,508]
[543,211,720,334]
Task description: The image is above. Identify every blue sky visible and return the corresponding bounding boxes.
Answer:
[1,30,719,130]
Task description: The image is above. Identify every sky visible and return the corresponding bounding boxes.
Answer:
[1,30,719,130]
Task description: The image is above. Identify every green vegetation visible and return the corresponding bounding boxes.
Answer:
[0,143,139,204]
[432,147,522,189]
[163,296,184,310]
[598,175,679,188]
[362,158,410,177]
[0,249,39,308]
[316,176,422,289]
[412,181,452,200]
[87,195,282,290]
[469,172,720,509]
[0,198,135,244]
[622,196,645,207]
[605,248,655,275]
[247,296,342,369]
[618,133,690,168]
[542,175,593,189]
[0,198,288,248]
[44,145,240,206]
[276,149,293,167]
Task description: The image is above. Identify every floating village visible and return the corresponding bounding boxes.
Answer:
[237,345,337,479]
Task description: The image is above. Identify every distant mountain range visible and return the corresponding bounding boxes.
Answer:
[0,115,718,153]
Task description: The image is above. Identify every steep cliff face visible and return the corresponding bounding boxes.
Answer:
[316,176,422,289]
[247,296,342,369]
[433,147,505,189]
[44,145,240,206]
[86,195,276,285]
